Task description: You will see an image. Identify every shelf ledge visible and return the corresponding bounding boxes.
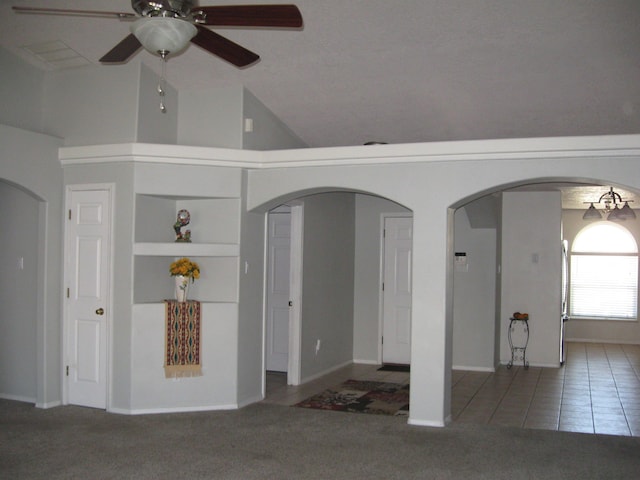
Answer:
[134,242,239,257]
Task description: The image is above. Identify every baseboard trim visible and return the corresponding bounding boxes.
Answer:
[352,359,379,365]
[0,393,36,404]
[237,394,263,409]
[36,400,62,409]
[300,360,353,385]
[108,403,238,415]
[565,338,640,345]
[407,417,446,428]
[499,361,561,369]
[452,365,495,372]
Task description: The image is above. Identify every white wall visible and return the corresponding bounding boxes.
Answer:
[300,193,356,381]
[0,182,39,402]
[562,209,640,344]
[452,207,497,371]
[500,191,562,367]
[353,194,410,363]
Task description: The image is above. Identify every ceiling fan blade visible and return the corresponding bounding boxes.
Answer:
[191,26,259,67]
[197,5,302,28]
[12,6,135,19]
[100,34,142,63]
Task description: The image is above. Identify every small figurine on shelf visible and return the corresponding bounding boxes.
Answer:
[174,209,192,243]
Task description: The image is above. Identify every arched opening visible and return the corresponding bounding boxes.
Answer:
[253,189,414,408]
[448,178,640,435]
[0,179,43,404]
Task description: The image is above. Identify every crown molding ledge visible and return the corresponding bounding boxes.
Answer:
[59,135,640,169]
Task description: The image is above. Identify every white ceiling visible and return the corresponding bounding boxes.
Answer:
[2,1,640,208]
[2,0,640,149]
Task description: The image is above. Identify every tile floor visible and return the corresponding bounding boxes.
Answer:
[263,342,640,436]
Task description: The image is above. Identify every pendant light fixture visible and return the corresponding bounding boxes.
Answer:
[582,187,636,221]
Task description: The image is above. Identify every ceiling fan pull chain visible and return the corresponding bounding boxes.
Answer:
[158,54,167,113]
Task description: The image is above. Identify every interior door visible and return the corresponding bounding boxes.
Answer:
[382,216,413,365]
[266,210,291,372]
[65,186,111,409]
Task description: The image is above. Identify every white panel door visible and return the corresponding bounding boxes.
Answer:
[266,212,291,372]
[66,187,111,409]
[382,216,413,365]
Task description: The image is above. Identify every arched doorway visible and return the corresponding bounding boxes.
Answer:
[257,190,412,400]
[0,180,42,404]
[448,179,640,434]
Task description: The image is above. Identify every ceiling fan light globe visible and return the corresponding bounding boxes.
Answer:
[131,17,196,56]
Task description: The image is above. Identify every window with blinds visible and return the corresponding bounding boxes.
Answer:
[569,222,638,320]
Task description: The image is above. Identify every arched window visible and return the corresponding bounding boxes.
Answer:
[570,222,638,319]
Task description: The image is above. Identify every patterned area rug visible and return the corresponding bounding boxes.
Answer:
[294,380,409,416]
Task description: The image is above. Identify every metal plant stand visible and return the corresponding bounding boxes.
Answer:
[507,317,529,369]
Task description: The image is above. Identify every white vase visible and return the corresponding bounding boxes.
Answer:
[174,275,190,302]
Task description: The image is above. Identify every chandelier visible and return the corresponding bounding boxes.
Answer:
[582,187,636,221]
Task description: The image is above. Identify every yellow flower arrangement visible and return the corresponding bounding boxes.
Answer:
[169,257,200,282]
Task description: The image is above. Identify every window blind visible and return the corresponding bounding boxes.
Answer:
[570,254,638,319]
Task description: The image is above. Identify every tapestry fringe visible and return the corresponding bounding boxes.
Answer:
[164,365,203,379]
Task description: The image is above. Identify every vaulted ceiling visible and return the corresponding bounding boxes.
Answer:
[2,0,639,149]
[2,1,640,209]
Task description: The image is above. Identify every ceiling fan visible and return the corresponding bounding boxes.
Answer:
[12,1,303,67]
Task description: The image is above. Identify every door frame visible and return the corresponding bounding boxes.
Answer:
[265,206,291,373]
[378,212,413,364]
[263,201,304,393]
[62,183,115,408]
[286,202,304,385]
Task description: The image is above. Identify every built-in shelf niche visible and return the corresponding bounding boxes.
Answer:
[134,256,239,304]
[135,194,240,245]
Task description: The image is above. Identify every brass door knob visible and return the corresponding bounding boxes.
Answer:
[96,308,104,315]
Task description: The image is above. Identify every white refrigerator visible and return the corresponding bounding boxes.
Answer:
[560,240,569,365]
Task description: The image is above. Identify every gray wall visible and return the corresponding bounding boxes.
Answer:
[178,86,244,148]
[452,207,497,370]
[178,86,307,150]
[0,47,44,134]
[563,209,640,344]
[300,193,356,381]
[137,63,178,144]
[42,64,141,146]
[0,181,39,401]
[500,191,563,367]
[237,170,268,405]
[62,163,135,410]
[242,89,307,150]
[353,194,410,363]
[0,124,63,407]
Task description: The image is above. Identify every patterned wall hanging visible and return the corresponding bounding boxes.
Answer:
[164,300,202,378]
